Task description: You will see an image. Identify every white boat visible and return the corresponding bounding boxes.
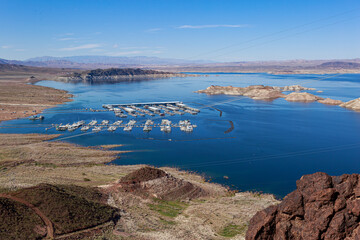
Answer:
[128,120,136,126]
[101,120,109,125]
[113,120,123,125]
[143,125,152,132]
[185,125,193,132]
[92,126,102,132]
[145,119,154,125]
[56,124,68,131]
[77,120,85,126]
[164,125,171,132]
[29,115,44,120]
[89,120,97,126]
[108,126,117,131]
[161,119,171,125]
[123,125,133,131]
[81,126,90,131]
[68,125,77,132]
[71,121,84,128]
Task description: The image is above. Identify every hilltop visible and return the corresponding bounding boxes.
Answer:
[57,67,187,83]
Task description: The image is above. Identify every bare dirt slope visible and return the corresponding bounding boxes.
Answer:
[95,167,279,240]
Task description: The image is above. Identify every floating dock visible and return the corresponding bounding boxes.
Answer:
[103,101,200,118]
[103,101,181,108]
[54,119,196,133]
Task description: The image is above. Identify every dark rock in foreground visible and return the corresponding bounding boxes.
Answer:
[246,172,360,240]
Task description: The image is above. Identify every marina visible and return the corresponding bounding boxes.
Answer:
[52,119,197,133]
[103,101,200,118]
[27,101,201,134]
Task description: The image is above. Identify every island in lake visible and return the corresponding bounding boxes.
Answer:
[196,84,360,111]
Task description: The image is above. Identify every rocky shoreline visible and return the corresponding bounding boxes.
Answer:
[196,84,360,111]
[55,67,193,84]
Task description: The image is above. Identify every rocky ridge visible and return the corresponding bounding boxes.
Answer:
[340,98,360,111]
[318,98,344,105]
[195,85,315,100]
[246,172,360,240]
[285,92,324,102]
[196,84,360,111]
[56,68,188,83]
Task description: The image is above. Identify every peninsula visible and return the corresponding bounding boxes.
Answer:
[56,68,189,83]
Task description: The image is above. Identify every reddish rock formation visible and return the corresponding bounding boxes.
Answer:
[246,172,360,240]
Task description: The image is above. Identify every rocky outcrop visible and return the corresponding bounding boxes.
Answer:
[243,88,286,100]
[279,85,316,92]
[196,84,360,111]
[285,92,324,102]
[56,68,188,83]
[340,98,360,111]
[195,85,285,100]
[246,172,360,240]
[195,85,246,95]
[318,98,343,105]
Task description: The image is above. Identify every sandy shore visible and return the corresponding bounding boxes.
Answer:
[0,75,72,122]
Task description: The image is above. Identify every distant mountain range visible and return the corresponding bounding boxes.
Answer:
[0,56,359,74]
[0,55,210,69]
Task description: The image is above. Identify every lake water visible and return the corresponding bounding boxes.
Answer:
[1,73,360,197]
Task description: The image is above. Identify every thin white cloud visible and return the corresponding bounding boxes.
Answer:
[15,49,25,52]
[58,37,77,41]
[119,46,149,50]
[145,28,162,33]
[108,49,162,56]
[1,45,12,49]
[90,48,104,52]
[59,44,101,51]
[177,24,249,29]
[113,44,119,48]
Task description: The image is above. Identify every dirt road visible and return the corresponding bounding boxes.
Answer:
[0,193,54,239]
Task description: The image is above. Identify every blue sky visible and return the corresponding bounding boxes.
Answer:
[0,0,359,61]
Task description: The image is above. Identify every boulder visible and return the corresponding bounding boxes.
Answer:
[340,98,360,111]
[318,98,343,105]
[285,92,324,102]
[281,85,316,91]
[246,172,360,240]
[243,89,285,100]
[196,85,285,100]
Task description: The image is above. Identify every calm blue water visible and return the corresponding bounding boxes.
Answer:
[1,73,360,197]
